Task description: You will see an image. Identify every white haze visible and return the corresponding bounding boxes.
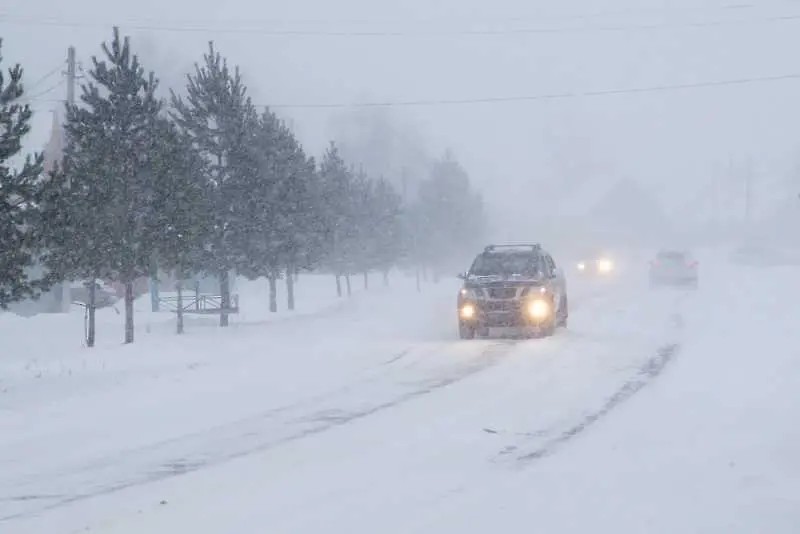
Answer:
[4,0,800,247]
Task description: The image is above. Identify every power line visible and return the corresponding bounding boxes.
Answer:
[22,79,65,102]
[259,72,800,108]
[2,11,800,37]
[26,71,800,110]
[265,72,800,108]
[26,64,63,91]
[2,1,799,28]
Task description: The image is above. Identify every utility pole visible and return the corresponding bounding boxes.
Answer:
[56,46,77,313]
[66,46,76,110]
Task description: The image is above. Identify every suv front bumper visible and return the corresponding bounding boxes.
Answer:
[459,298,554,328]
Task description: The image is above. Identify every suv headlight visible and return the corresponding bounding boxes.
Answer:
[527,298,551,320]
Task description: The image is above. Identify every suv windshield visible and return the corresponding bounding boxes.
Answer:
[469,252,542,277]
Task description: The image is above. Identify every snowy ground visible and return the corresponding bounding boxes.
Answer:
[1,254,798,534]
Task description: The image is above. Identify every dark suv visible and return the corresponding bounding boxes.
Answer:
[457,244,568,339]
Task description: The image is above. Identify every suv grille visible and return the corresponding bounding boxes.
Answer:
[488,287,517,299]
[484,300,518,312]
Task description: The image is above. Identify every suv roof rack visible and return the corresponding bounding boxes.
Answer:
[484,244,541,253]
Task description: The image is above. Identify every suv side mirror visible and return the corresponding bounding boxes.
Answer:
[457,272,467,280]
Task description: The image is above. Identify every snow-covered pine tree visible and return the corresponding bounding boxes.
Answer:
[318,142,355,297]
[171,42,258,327]
[349,168,376,288]
[264,115,319,311]
[234,110,319,313]
[416,152,485,276]
[0,39,48,309]
[52,28,163,344]
[39,140,112,347]
[370,177,406,285]
[148,119,212,334]
[281,141,319,311]
[234,108,285,314]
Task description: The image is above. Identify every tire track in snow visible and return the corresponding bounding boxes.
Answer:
[498,288,690,466]
[4,345,427,490]
[0,289,612,522]
[0,341,518,523]
[17,286,611,499]
[512,342,680,464]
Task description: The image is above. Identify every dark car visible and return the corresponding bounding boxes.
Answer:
[456,244,568,339]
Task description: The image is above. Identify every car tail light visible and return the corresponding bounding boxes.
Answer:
[688,261,697,268]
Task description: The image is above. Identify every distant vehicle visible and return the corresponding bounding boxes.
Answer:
[456,244,568,339]
[576,251,616,277]
[649,250,698,288]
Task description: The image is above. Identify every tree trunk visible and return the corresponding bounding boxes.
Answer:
[150,277,160,312]
[149,256,159,312]
[345,273,352,297]
[363,271,369,290]
[176,270,184,335]
[286,267,295,311]
[124,280,134,344]
[268,275,278,313]
[335,274,342,297]
[87,279,96,348]
[219,270,230,327]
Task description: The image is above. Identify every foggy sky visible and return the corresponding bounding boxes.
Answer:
[4,0,800,237]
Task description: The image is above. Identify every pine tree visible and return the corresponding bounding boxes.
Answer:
[0,39,49,309]
[235,111,320,313]
[171,42,257,327]
[148,119,212,334]
[318,142,356,296]
[234,109,285,313]
[269,121,319,310]
[282,147,318,310]
[370,177,407,284]
[39,154,111,346]
[44,28,165,344]
[350,169,376,287]
[416,152,485,276]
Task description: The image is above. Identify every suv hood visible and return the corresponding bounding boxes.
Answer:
[465,274,544,287]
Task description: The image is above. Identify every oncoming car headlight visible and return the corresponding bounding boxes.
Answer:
[577,262,586,271]
[526,299,551,320]
[596,258,613,273]
[460,303,476,319]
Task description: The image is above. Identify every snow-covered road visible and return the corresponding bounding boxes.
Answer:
[2,252,797,533]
